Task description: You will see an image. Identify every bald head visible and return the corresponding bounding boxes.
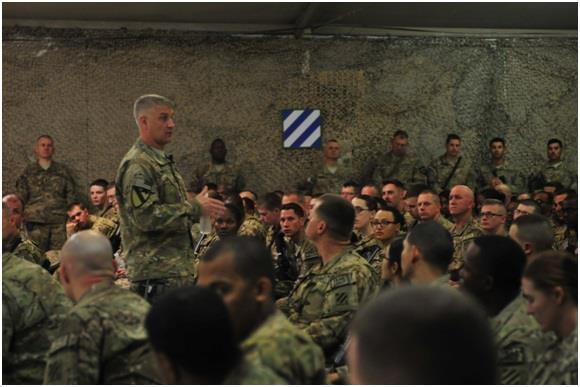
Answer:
[449,185,475,218]
[3,194,24,227]
[61,230,114,278]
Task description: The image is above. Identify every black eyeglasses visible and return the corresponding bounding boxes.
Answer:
[370,219,397,227]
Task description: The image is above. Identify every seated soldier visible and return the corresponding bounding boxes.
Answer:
[3,194,46,267]
[145,285,284,384]
[66,202,117,240]
[197,237,326,384]
[88,178,109,215]
[44,230,160,384]
[271,203,320,298]
[347,286,497,384]
[193,202,244,262]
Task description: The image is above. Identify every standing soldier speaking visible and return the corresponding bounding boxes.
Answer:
[116,94,223,302]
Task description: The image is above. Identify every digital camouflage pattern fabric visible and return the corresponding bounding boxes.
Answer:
[116,139,200,283]
[2,252,72,384]
[429,155,477,192]
[371,151,425,187]
[477,160,527,194]
[223,358,286,385]
[241,310,326,384]
[3,233,46,267]
[539,159,577,189]
[308,162,356,194]
[449,217,482,271]
[238,213,268,243]
[43,280,160,384]
[352,235,384,276]
[283,249,379,359]
[490,296,544,385]
[16,161,77,225]
[527,328,578,385]
[191,161,245,193]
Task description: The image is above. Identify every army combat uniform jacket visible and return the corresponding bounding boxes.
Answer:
[283,249,379,359]
[44,280,160,384]
[2,253,72,384]
[527,328,578,385]
[429,154,476,192]
[116,139,200,283]
[241,310,326,384]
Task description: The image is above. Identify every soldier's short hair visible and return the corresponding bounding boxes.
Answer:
[281,202,305,218]
[406,221,453,273]
[133,94,176,123]
[256,192,282,211]
[511,214,554,253]
[489,137,505,147]
[470,235,526,299]
[377,205,405,225]
[36,134,54,143]
[547,138,563,148]
[66,202,87,212]
[315,194,355,241]
[386,236,404,272]
[350,286,497,384]
[392,130,408,139]
[145,286,241,384]
[544,181,564,192]
[89,178,108,190]
[355,195,378,212]
[481,199,506,214]
[342,180,360,193]
[479,188,506,202]
[446,133,461,144]
[516,199,541,215]
[382,179,405,190]
[418,189,441,205]
[201,236,276,286]
[554,188,576,199]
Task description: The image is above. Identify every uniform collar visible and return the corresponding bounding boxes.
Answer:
[136,138,172,166]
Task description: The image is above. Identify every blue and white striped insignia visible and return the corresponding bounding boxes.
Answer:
[282,109,322,149]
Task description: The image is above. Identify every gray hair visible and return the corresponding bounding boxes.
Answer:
[61,230,114,278]
[133,94,176,124]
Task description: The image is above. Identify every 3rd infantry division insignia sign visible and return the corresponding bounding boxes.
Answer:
[282,109,322,149]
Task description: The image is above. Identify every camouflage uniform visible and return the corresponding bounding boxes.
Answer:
[283,249,379,359]
[265,225,280,250]
[44,279,160,384]
[477,159,527,194]
[16,160,77,252]
[539,159,577,189]
[99,204,119,223]
[527,328,578,385]
[308,162,355,194]
[191,161,245,193]
[67,214,118,240]
[2,253,72,384]
[223,358,286,384]
[352,235,385,276]
[116,139,200,301]
[371,151,425,187]
[3,233,46,267]
[491,295,545,384]
[193,231,220,264]
[271,233,321,299]
[429,155,477,192]
[449,217,482,271]
[435,214,455,234]
[241,310,326,384]
[238,213,268,243]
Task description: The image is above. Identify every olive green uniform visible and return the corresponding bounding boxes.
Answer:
[191,161,245,193]
[241,310,326,384]
[491,295,544,384]
[449,217,482,271]
[371,151,425,187]
[539,159,577,189]
[527,328,578,385]
[44,280,160,384]
[16,160,77,252]
[116,139,200,301]
[2,253,72,384]
[429,155,477,192]
[308,162,356,194]
[477,159,527,194]
[282,249,379,360]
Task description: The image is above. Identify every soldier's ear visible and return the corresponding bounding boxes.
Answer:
[552,286,565,305]
[254,277,272,302]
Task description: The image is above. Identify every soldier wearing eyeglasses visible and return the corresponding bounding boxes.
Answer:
[479,199,507,236]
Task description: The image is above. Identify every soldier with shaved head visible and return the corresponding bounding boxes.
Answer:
[44,230,160,384]
[448,185,482,273]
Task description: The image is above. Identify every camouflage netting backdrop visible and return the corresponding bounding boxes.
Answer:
[3,27,577,195]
